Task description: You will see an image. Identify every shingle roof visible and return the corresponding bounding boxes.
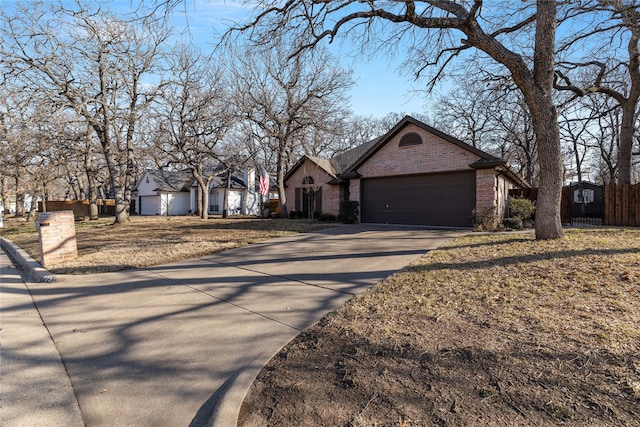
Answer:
[147,170,193,192]
[284,115,528,188]
[329,137,381,174]
[141,168,249,193]
[345,115,503,173]
[307,156,337,177]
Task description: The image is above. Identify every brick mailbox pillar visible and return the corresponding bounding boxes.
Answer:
[36,211,78,268]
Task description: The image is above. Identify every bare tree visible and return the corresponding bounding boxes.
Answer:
[433,81,494,149]
[432,79,538,185]
[0,89,66,218]
[0,1,170,224]
[555,0,640,185]
[233,0,565,239]
[56,119,105,219]
[228,44,353,218]
[0,93,35,217]
[585,95,622,184]
[153,45,233,219]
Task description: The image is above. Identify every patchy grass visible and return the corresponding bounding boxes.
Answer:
[0,215,331,274]
[239,228,640,426]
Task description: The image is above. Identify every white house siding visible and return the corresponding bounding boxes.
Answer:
[140,195,159,215]
[228,190,242,214]
[136,174,160,197]
[208,189,241,214]
[161,192,190,216]
[243,190,259,215]
[136,170,259,217]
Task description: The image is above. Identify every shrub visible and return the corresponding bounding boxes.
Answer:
[339,201,360,224]
[288,210,297,219]
[471,207,498,231]
[317,213,337,222]
[503,217,523,230]
[508,197,536,220]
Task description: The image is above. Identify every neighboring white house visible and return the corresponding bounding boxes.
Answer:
[134,167,260,216]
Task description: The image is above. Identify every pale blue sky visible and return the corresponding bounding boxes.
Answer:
[157,1,430,118]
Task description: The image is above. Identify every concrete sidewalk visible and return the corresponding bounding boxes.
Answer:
[1,224,462,426]
[0,248,84,426]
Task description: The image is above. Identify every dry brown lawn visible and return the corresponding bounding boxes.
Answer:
[239,228,640,426]
[0,215,331,274]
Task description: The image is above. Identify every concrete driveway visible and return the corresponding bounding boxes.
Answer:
[1,224,462,426]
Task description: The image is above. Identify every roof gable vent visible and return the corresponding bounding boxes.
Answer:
[399,132,422,147]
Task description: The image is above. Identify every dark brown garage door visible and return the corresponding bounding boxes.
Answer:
[361,171,476,227]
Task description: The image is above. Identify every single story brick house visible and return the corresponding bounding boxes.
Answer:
[284,115,528,227]
[134,167,260,216]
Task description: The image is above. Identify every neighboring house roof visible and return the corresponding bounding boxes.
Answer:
[204,173,247,190]
[135,168,250,193]
[147,169,193,192]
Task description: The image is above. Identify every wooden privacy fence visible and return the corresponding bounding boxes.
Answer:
[508,187,572,224]
[604,184,640,227]
[38,199,117,218]
[510,184,640,227]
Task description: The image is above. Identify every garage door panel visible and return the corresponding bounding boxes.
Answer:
[361,172,475,227]
[140,196,159,215]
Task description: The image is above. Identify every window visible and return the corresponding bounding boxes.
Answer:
[210,190,219,212]
[399,132,422,147]
[573,188,594,204]
[302,176,314,186]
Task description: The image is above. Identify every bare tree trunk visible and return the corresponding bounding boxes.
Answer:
[87,166,99,220]
[618,102,635,184]
[223,168,231,218]
[15,175,24,217]
[197,185,203,218]
[0,176,7,214]
[83,126,99,220]
[518,1,564,239]
[277,146,288,218]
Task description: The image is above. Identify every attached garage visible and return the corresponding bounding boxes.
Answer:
[283,116,529,228]
[361,171,476,227]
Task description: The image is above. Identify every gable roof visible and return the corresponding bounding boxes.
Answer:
[283,115,529,188]
[146,169,193,192]
[284,137,382,183]
[137,168,250,193]
[345,115,502,173]
[330,137,381,174]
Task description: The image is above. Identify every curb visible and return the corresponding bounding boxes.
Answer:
[0,237,55,283]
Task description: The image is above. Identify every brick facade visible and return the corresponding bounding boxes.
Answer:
[284,117,526,226]
[475,168,498,214]
[357,125,480,178]
[36,210,78,267]
[284,159,341,216]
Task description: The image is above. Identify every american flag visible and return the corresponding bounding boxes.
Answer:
[259,166,270,196]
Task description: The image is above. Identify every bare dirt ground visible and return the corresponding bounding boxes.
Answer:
[239,228,640,426]
[0,215,329,274]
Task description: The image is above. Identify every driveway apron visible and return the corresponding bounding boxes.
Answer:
[13,224,462,426]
